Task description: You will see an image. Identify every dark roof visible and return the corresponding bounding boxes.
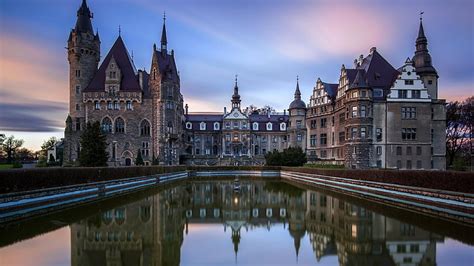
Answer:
[289,79,306,109]
[152,49,179,82]
[357,50,399,90]
[75,0,93,33]
[322,82,338,99]
[186,113,223,122]
[350,69,368,89]
[345,69,358,84]
[85,36,141,92]
[139,70,151,98]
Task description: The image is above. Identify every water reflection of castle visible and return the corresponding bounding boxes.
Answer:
[71,180,443,265]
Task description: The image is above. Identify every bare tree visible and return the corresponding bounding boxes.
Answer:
[1,135,24,164]
[446,96,473,168]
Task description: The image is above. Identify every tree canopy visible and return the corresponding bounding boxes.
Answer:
[265,146,307,166]
[79,121,109,167]
[1,135,24,163]
[446,96,473,169]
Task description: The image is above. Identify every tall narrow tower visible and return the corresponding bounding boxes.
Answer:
[288,77,307,148]
[149,14,183,165]
[413,16,438,99]
[64,0,100,164]
[67,0,100,129]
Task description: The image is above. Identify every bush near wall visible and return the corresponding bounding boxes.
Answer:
[282,167,474,194]
[0,166,280,194]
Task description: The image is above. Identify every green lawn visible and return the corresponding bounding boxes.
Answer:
[0,164,14,170]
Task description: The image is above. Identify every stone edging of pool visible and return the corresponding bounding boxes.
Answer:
[0,169,472,225]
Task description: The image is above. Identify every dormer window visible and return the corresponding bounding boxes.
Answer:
[186,122,192,129]
[214,122,220,130]
[266,122,272,131]
[253,122,259,131]
[280,122,286,131]
[200,122,206,131]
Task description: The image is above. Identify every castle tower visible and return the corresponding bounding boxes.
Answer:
[64,0,100,165]
[231,76,241,110]
[413,16,438,99]
[288,77,307,149]
[149,14,184,165]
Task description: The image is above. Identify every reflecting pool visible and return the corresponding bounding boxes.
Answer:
[1,178,473,266]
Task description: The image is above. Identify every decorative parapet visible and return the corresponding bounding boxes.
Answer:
[83,91,142,103]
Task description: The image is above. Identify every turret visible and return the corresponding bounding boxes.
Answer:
[413,15,438,99]
[67,0,100,130]
[288,77,307,148]
[231,75,241,109]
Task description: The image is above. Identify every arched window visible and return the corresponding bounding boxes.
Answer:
[101,117,112,133]
[140,120,151,136]
[115,117,125,133]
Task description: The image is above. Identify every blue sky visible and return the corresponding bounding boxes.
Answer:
[0,0,473,150]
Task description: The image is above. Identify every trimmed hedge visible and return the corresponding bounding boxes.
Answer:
[282,167,474,194]
[0,166,280,194]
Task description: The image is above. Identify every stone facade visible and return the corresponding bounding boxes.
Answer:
[63,1,445,169]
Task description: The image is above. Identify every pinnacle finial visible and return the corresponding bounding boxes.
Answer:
[118,25,121,36]
[163,11,166,22]
[235,74,238,86]
[420,11,424,21]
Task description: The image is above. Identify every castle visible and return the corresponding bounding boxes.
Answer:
[64,0,446,169]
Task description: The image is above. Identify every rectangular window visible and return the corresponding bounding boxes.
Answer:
[94,101,100,110]
[107,101,113,110]
[351,128,357,139]
[407,160,412,169]
[404,80,414,85]
[402,128,417,140]
[339,112,345,123]
[428,80,433,85]
[416,146,422,155]
[376,128,382,142]
[297,133,302,142]
[360,105,366,117]
[373,88,383,97]
[75,104,80,111]
[339,131,345,143]
[376,146,382,155]
[114,101,119,110]
[407,146,412,155]
[416,160,422,169]
[397,160,402,168]
[398,90,408,99]
[331,132,335,145]
[310,135,317,147]
[396,146,402,155]
[361,90,367,97]
[360,127,366,139]
[352,106,358,117]
[412,90,421,99]
[320,118,327,128]
[126,101,132,110]
[296,120,302,128]
[75,69,81,77]
[76,85,80,94]
[320,133,327,145]
[376,160,382,168]
[310,119,317,129]
[402,107,417,119]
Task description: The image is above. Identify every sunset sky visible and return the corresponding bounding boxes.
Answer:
[0,0,473,150]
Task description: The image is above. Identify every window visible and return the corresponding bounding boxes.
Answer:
[351,128,357,139]
[428,80,433,85]
[412,90,421,99]
[225,134,231,141]
[416,160,422,169]
[280,122,286,131]
[75,69,81,77]
[109,71,116,79]
[398,90,408,98]
[107,101,113,110]
[94,101,100,110]
[142,142,150,157]
[361,90,367,97]
[396,146,402,155]
[320,118,327,128]
[114,101,119,110]
[320,133,327,145]
[297,133,302,142]
[296,120,302,128]
[397,160,402,168]
[339,113,345,123]
[115,117,125,133]
[360,105,366,117]
[402,128,417,140]
[126,101,132,110]
[140,120,151,136]
[185,122,192,130]
[101,117,112,133]
[272,136,278,143]
[339,131,345,142]
[416,146,422,155]
[200,122,206,131]
[360,127,366,139]
[352,106,358,117]
[320,150,327,158]
[404,80,414,85]
[373,88,383,97]
[214,122,220,130]
[376,128,382,141]
[407,160,412,169]
[233,121,239,129]
[252,122,259,130]
[401,107,416,119]
[377,160,382,168]
[75,104,80,111]
[397,245,407,253]
[75,118,81,131]
[376,146,382,155]
[76,85,80,94]
[310,119,317,129]
[310,135,317,147]
[407,146,412,155]
[266,123,272,131]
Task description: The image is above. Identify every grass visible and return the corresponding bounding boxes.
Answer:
[0,164,14,170]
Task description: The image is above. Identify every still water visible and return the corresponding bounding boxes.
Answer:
[0,178,473,266]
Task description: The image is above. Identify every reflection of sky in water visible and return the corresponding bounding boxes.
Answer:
[1,179,474,266]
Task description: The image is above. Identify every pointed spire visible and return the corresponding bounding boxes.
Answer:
[231,74,241,109]
[418,11,426,39]
[413,13,437,75]
[160,11,168,51]
[75,0,93,33]
[294,75,301,100]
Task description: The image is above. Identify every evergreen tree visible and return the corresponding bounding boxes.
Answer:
[135,149,144,166]
[265,146,307,166]
[79,121,108,167]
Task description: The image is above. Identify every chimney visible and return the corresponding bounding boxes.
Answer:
[370,47,377,53]
[284,109,286,116]
[224,107,227,115]
[353,59,358,68]
[185,104,189,115]
[358,54,364,66]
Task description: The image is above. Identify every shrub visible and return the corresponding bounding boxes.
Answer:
[12,161,22,168]
[265,147,307,166]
